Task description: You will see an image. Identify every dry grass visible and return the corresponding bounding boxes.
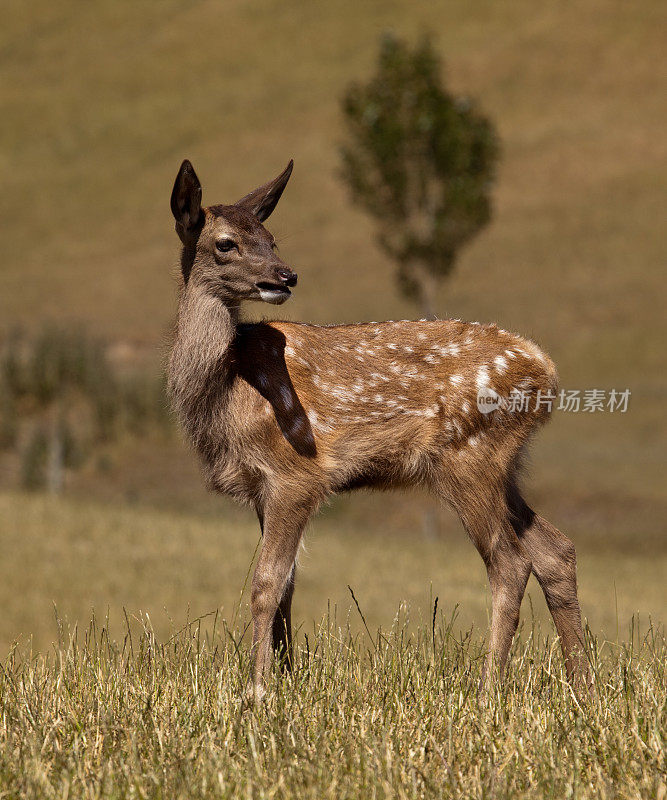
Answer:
[0,445,664,799]
[0,608,664,798]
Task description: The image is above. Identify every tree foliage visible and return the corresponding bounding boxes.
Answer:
[341,34,499,316]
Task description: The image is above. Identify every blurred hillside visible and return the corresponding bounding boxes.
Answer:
[1,0,665,497]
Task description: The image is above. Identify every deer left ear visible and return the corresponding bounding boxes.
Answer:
[171,159,203,232]
[235,160,294,222]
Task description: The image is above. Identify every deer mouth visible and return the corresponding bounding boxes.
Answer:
[255,282,291,304]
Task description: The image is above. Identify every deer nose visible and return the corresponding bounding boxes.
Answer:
[277,268,297,287]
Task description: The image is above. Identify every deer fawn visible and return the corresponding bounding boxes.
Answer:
[168,159,589,700]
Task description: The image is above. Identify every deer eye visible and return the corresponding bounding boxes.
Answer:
[216,238,237,253]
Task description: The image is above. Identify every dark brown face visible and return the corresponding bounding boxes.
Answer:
[171,159,297,305]
[192,205,297,305]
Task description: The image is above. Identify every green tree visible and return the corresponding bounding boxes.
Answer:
[341,34,499,318]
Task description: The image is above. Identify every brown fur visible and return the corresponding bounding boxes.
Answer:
[167,160,590,699]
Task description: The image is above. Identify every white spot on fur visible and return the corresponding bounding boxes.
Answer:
[476,366,490,390]
[284,345,295,357]
[309,409,333,433]
[332,387,356,404]
[462,400,471,415]
[494,355,508,373]
[532,348,547,364]
[432,343,460,358]
[505,349,517,359]
[450,374,464,386]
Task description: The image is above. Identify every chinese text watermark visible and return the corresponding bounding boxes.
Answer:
[476,388,631,415]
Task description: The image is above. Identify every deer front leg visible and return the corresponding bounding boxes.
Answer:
[256,506,297,670]
[249,497,313,701]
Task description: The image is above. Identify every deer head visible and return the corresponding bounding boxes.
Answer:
[170,159,297,304]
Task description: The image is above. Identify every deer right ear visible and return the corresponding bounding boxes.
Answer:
[171,160,203,232]
[234,160,294,222]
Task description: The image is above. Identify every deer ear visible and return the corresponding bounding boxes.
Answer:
[234,160,293,222]
[171,160,203,231]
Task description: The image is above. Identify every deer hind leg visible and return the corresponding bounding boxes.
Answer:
[250,496,314,701]
[272,563,296,671]
[506,485,590,688]
[453,487,533,683]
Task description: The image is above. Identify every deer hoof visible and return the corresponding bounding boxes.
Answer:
[244,681,266,708]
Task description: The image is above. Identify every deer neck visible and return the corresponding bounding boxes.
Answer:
[168,281,239,442]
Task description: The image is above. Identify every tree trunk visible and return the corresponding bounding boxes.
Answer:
[412,264,439,320]
[47,417,64,495]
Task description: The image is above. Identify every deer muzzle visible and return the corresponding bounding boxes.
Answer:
[255,267,297,304]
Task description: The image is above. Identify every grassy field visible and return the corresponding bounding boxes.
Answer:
[0,491,665,798]
[0,491,664,656]
[0,598,664,798]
